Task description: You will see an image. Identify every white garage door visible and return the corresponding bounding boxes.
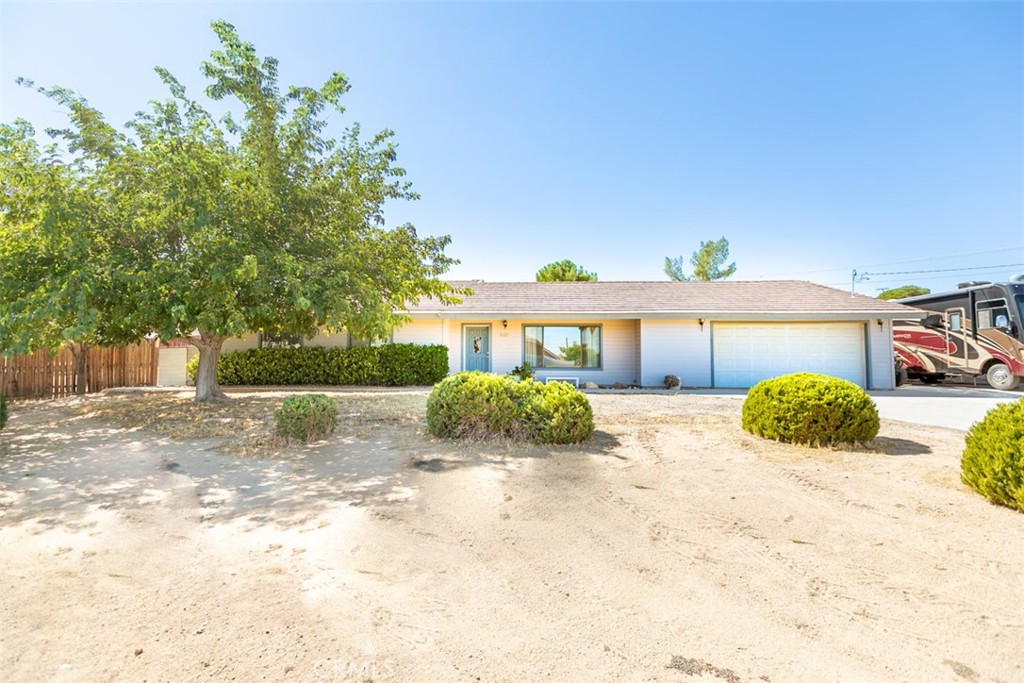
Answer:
[712,323,867,388]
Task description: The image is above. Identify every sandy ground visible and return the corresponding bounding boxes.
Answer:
[1,391,1021,683]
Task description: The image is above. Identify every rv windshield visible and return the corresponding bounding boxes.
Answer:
[1016,294,1024,341]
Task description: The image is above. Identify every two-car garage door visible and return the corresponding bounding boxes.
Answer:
[712,322,867,388]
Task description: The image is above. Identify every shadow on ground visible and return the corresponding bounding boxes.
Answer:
[0,402,623,532]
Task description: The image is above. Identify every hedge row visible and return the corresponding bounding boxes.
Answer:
[187,344,448,387]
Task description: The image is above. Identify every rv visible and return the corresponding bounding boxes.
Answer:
[894,276,1024,391]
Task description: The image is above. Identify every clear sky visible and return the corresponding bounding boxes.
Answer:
[2,1,1022,296]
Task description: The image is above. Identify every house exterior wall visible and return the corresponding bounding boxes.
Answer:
[640,319,712,387]
[392,320,445,346]
[157,347,189,386]
[430,318,638,385]
[867,319,895,390]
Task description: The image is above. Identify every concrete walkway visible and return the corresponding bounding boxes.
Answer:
[868,386,1020,431]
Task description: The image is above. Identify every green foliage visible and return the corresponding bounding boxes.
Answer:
[274,394,339,443]
[961,398,1024,512]
[878,285,930,300]
[7,21,462,401]
[664,374,681,389]
[508,362,536,381]
[535,259,598,282]
[185,344,448,386]
[741,373,879,446]
[0,395,7,430]
[377,344,449,386]
[664,237,736,282]
[426,372,594,444]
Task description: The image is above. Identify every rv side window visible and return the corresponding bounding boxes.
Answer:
[948,312,962,332]
[976,300,1010,330]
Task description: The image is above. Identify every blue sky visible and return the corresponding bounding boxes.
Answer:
[2,1,1022,295]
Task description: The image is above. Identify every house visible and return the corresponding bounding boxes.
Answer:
[211,280,925,390]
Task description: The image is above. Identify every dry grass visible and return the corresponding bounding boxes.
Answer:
[72,391,430,457]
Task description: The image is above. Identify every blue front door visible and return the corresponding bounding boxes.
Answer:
[464,326,491,372]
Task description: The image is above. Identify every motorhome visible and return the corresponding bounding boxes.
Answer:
[894,276,1024,390]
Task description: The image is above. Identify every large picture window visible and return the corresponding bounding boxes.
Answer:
[524,325,601,369]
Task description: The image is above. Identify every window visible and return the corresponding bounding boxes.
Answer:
[524,325,601,368]
[977,300,1011,330]
[260,332,303,349]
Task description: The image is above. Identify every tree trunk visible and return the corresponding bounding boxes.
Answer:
[69,343,90,395]
[192,332,228,402]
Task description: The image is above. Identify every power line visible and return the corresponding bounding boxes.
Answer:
[755,245,1024,279]
[865,263,1024,277]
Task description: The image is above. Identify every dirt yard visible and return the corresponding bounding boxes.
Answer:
[1,390,1021,683]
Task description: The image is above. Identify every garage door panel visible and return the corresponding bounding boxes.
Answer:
[712,323,866,388]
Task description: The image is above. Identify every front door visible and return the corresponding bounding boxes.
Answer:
[463,326,491,372]
[944,308,968,370]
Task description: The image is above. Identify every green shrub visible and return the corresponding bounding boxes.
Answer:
[0,395,7,430]
[961,398,1024,512]
[185,355,199,383]
[274,394,339,443]
[378,344,449,386]
[664,374,681,389]
[426,372,593,444]
[185,344,448,386]
[508,362,536,381]
[520,378,595,444]
[741,373,879,446]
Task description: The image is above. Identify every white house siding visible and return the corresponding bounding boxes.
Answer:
[222,334,260,353]
[428,319,637,385]
[640,319,712,388]
[157,347,189,386]
[391,320,445,346]
[222,330,349,353]
[867,319,895,390]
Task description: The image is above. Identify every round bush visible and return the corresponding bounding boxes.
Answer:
[274,393,339,443]
[961,398,1024,512]
[426,372,593,444]
[741,373,879,446]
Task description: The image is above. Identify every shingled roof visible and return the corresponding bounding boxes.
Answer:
[406,280,925,320]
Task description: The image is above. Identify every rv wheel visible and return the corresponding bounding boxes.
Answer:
[985,363,1021,391]
[895,366,908,387]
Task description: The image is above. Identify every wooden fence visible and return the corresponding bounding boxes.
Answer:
[1,341,159,399]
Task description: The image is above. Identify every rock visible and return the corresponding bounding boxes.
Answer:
[582,381,599,389]
[612,382,627,389]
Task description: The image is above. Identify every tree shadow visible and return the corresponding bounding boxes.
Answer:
[0,406,626,533]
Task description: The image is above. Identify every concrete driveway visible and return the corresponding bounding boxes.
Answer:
[869,385,1021,431]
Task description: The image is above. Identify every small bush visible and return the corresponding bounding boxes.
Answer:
[961,398,1024,512]
[521,378,595,444]
[274,394,339,443]
[185,344,448,386]
[664,374,680,389]
[741,373,879,446]
[0,395,7,430]
[426,372,593,444]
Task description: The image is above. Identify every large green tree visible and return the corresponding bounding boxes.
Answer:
[535,259,598,282]
[878,285,929,300]
[8,21,460,401]
[0,119,135,393]
[664,237,737,282]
